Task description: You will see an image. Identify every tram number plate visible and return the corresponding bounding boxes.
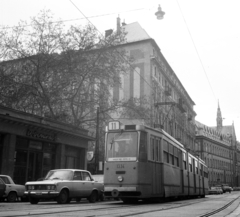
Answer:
[117,164,124,169]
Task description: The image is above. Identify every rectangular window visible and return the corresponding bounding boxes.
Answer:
[155,139,159,161]
[163,151,169,163]
[163,140,169,163]
[174,147,179,167]
[189,157,193,172]
[169,154,174,165]
[158,139,162,162]
[150,137,154,160]
[163,140,168,152]
[183,153,187,170]
[139,132,147,162]
[195,160,198,174]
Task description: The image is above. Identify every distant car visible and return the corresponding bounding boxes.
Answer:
[221,184,232,193]
[233,187,240,191]
[25,169,104,204]
[0,175,26,202]
[209,187,222,195]
[215,187,223,194]
[0,178,6,201]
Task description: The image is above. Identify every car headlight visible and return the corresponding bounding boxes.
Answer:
[27,185,35,190]
[47,185,56,190]
[118,176,124,182]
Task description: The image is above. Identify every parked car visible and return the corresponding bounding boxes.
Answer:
[25,169,104,204]
[0,175,26,202]
[208,187,223,195]
[221,184,232,193]
[233,187,240,191]
[215,187,223,194]
[0,178,6,201]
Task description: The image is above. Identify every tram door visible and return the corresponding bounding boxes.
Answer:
[27,152,43,181]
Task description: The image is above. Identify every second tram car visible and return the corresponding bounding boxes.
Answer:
[104,121,209,203]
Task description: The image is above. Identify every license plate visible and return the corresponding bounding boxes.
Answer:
[36,192,42,195]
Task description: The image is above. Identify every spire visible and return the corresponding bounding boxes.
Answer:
[216,100,223,131]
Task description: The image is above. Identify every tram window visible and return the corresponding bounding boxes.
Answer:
[195,160,198,174]
[183,153,187,170]
[155,139,159,161]
[163,140,169,163]
[163,140,168,152]
[139,132,147,162]
[158,139,162,161]
[189,157,193,172]
[200,164,203,176]
[169,153,174,165]
[174,147,179,167]
[150,137,154,161]
[163,151,169,163]
[169,144,173,154]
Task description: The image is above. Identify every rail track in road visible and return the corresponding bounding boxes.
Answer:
[1,195,239,217]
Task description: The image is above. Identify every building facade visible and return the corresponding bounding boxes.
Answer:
[110,18,196,150]
[195,103,239,187]
[0,105,93,184]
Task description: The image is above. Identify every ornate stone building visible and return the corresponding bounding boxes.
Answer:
[195,103,239,187]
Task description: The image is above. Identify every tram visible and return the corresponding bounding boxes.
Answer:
[104,121,209,203]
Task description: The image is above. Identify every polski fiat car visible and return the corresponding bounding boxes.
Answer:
[25,169,104,204]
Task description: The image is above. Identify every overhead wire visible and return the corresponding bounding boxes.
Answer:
[0,7,147,30]
[176,0,217,102]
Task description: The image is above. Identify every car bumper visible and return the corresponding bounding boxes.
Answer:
[24,191,59,198]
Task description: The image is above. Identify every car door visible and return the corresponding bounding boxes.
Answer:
[72,171,83,198]
[81,172,94,197]
[0,178,6,198]
[0,176,11,196]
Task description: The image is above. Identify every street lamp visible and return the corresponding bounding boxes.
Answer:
[155,4,165,20]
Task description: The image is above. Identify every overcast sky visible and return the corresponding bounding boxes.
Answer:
[1,0,240,139]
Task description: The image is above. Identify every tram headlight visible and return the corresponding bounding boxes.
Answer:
[118,176,124,182]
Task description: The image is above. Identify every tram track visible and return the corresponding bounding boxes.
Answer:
[198,196,240,217]
[1,196,239,217]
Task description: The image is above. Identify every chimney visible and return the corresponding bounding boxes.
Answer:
[105,29,113,38]
[122,19,126,26]
[117,16,121,33]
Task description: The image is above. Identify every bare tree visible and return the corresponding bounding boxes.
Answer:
[0,10,132,129]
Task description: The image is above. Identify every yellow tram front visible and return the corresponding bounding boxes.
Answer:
[104,121,150,202]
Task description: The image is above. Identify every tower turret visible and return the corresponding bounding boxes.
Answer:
[216,100,223,131]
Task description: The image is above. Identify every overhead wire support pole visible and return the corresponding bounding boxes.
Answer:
[95,107,100,174]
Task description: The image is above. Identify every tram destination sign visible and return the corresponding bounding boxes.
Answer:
[26,129,56,141]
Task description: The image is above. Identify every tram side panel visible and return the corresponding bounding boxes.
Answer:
[163,163,182,197]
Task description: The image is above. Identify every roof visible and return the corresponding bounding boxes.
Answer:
[120,22,195,106]
[122,22,151,43]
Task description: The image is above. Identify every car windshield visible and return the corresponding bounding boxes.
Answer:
[106,132,138,161]
[45,170,73,180]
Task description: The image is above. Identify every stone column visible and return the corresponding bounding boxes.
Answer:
[1,134,16,177]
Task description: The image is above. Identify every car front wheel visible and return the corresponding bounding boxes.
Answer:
[57,189,69,204]
[88,191,98,203]
[7,192,17,202]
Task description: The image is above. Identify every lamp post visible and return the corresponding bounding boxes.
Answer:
[95,107,100,174]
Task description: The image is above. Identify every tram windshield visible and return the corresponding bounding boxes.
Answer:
[106,132,138,161]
